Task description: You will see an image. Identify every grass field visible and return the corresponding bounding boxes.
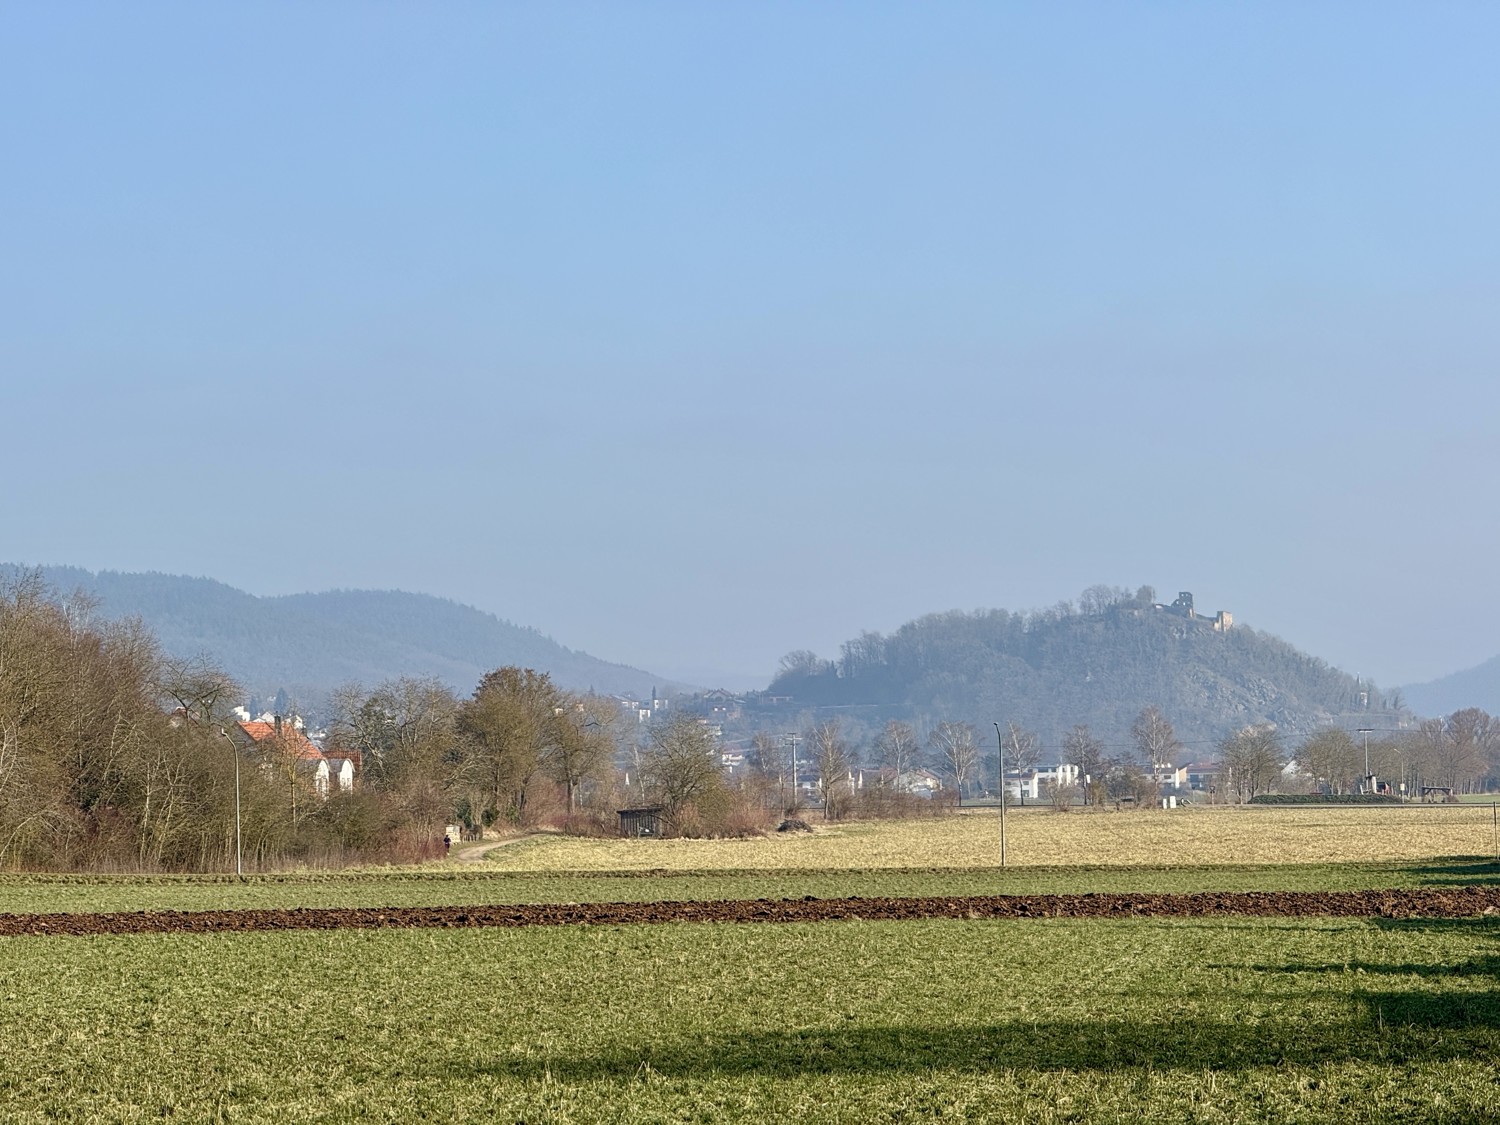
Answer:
[478,804,1500,872]
[1,806,1497,916]
[5,808,1500,1122]
[1,858,1498,916]
[3,914,1498,1122]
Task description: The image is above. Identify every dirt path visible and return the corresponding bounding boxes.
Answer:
[451,835,535,863]
[5,887,1500,937]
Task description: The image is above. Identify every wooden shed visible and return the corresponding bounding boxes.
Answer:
[617,806,664,838]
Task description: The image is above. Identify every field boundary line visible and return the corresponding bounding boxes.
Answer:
[4,887,1500,937]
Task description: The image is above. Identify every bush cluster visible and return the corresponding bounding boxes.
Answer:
[1248,793,1400,805]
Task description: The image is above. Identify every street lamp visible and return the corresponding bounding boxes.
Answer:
[783,733,801,815]
[993,722,1007,867]
[218,728,243,877]
[1357,728,1375,793]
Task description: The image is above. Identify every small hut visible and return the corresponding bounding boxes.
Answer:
[617,806,664,838]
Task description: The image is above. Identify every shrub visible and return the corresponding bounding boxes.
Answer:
[1248,793,1399,805]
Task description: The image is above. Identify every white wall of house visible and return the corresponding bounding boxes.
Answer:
[1036,763,1080,789]
[1005,763,1081,800]
[306,759,330,799]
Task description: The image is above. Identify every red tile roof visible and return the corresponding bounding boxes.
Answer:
[236,720,324,761]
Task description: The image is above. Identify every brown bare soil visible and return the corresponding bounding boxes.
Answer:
[5,887,1500,937]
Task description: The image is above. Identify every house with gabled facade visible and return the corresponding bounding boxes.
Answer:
[323,751,358,793]
[229,716,333,799]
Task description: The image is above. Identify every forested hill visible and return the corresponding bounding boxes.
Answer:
[766,588,1394,749]
[8,567,674,709]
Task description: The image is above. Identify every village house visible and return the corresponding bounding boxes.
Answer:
[1151,763,1190,790]
[699,689,743,721]
[855,766,944,797]
[1184,762,1220,792]
[228,716,343,798]
[323,750,359,792]
[1003,762,1081,802]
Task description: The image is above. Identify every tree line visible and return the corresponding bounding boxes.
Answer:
[0,572,763,868]
[716,701,1500,811]
[5,569,1497,872]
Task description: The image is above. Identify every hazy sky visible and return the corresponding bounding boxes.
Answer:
[4,3,1498,690]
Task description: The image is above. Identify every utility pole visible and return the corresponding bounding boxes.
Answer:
[1357,728,1374,793]
[217,728,243,878]
[993,722,1006,867]
[783,733,801,814]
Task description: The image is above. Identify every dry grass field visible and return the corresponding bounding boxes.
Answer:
[476,804,1500,872]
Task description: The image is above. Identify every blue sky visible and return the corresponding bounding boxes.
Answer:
[3,3,1498,689]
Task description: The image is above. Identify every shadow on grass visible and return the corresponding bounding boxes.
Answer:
[1370,916,1500,937]
[1413,859,1500,887]
[1253,959,1500,978]
[1247,917,1500,990]
[1363,991,1500,1028]
[431,916,1500,1084]
[442,1002,1500,1083]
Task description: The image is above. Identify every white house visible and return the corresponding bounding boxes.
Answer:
[1005,763,1081,801]
[230,718,331,799]
[327,755,356,793]
[1151,763,1189,790]
[854,766,944,797]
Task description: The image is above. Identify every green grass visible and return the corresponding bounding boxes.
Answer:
[3,857,1499,915]
[3,914,1499,1121]
[5,819,1498,1122]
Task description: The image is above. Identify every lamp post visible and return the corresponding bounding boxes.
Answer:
[218,728,243,877]
[783,733,801,816]
[1357,728,1374,794]
[993,722,1007,867]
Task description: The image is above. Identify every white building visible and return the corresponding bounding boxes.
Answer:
[1003,762,1081,801]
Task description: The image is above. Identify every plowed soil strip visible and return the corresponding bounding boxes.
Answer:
[5,887,1500,937]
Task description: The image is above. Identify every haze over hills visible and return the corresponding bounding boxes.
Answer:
[4,566,679,711]
[761,586,1403,753]
[1401,660,1500,719]
[5,567,1484,753]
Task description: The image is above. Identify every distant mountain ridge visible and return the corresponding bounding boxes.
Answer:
[1401,658,1500,718]
[4,566,677,711]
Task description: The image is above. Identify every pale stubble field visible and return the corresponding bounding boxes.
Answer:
[477,804,1500,872]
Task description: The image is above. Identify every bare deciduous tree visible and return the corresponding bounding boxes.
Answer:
[1063,724,1108,806]
[455,667,568,828]
[639,712,726,833]
[157,656,240,725]
[1002,721,1040,772]
[748,730,794,812]
[1219,725,1287,803]
[929,720,979,804]
[1130,706,1181,771]
[872,720,920,783]
[1441,708,1497,793]
[546,694,619,815]
[329,676,457,786]
[1295,729,1360,795]
[808,719,852,820]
